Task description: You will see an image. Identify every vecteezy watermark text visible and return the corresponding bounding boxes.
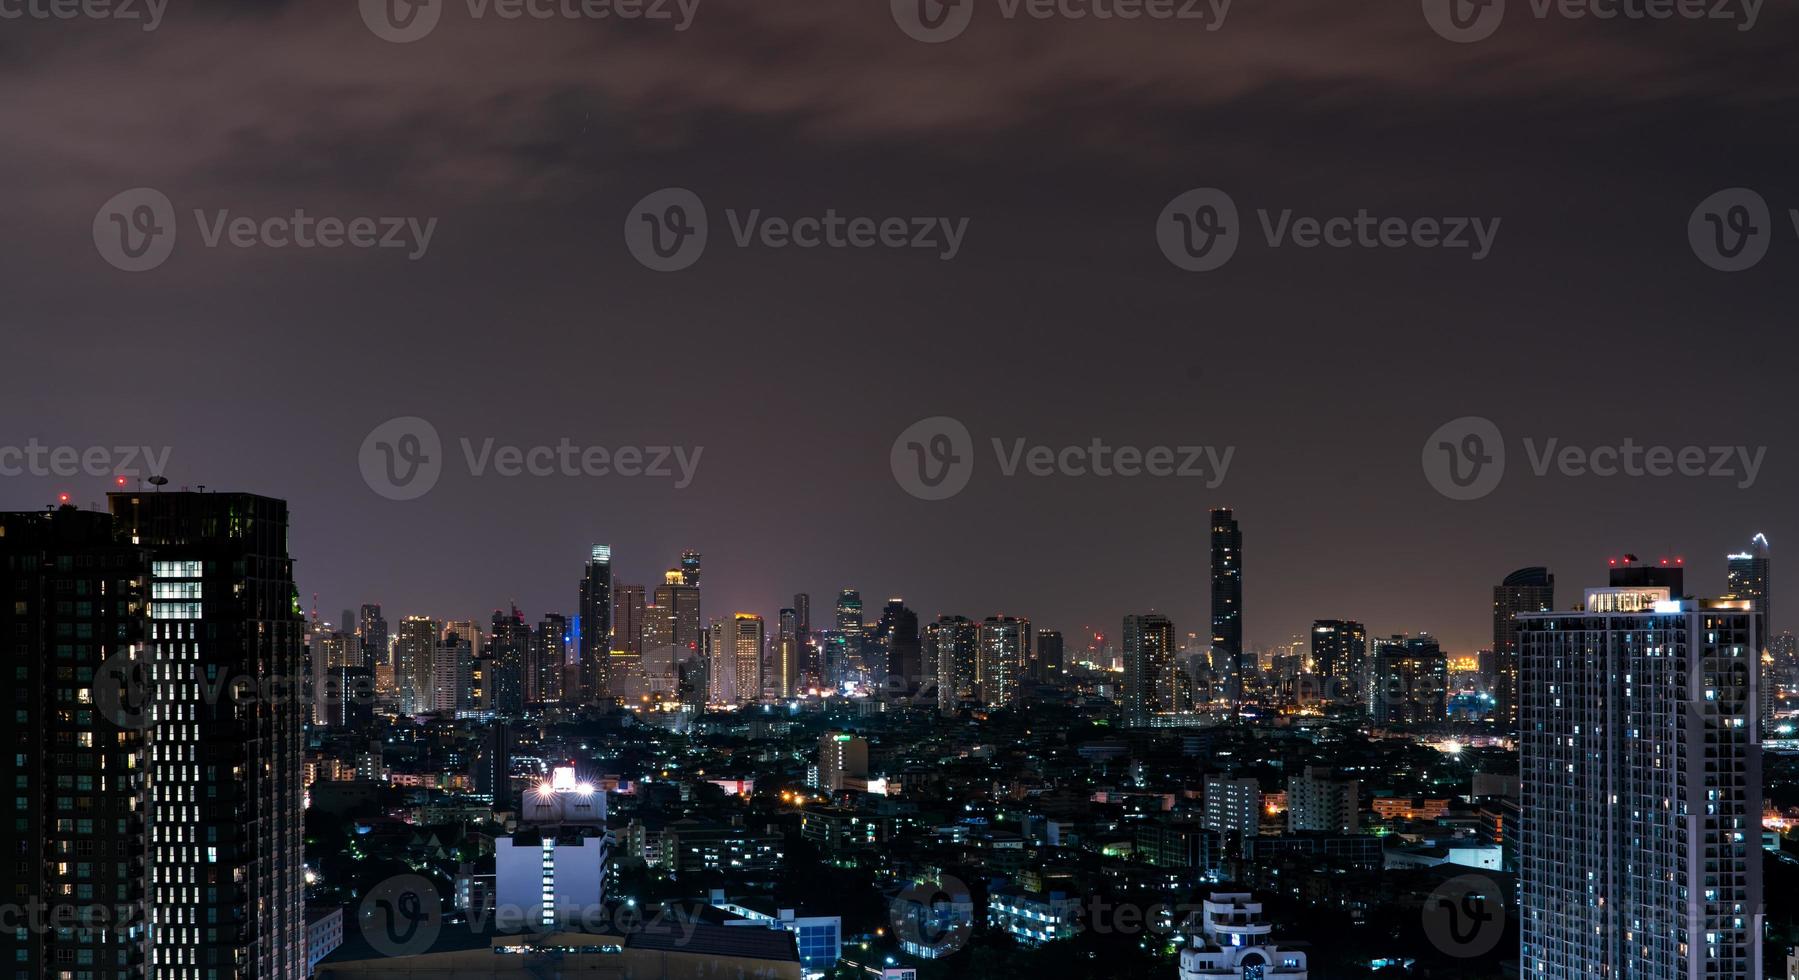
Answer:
[625,188,969,272]
[359,416,702,501]
[891,0,1232,43]
[360,0,700,43]
[1422,416,1766,500]
[890,416,1232,501]
[94,188,437,272]
[0,0,164,28]
[1423,0,1760,44]
[0,441,171,479]
[1158,188,1500,272]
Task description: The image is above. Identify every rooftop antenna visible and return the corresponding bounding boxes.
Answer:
[147,476,168,492]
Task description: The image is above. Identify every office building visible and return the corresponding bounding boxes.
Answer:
[876,598,921,690]
[817,731,869,793]
[1035,629,1064,681]
[774,608,801,699]
[1210,508,1244,713]
[577,545,613,700]
[711,893,842,977]
[1518,568,1762,978]
[733,613,765,705]
[358,603,388,670]
[433,630,471,713]
[531,613,568,704]
[1494,566,1555,728]
[834,590,863,681]
[612,583,645,658]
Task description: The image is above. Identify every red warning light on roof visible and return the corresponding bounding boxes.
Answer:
[57,493,70,504]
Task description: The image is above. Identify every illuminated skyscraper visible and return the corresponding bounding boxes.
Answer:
[1309,619,1366,707]
[775,608,801,699]
[1369,634,1447,725]
[1726,534,1773,726]
[876,598,921,690]
[1210,508,1244,714]
[835,589,864,681]
[577,545,613,701]
[926,615,978,711]
[395,615,440,716]
[1519,571,1762,978]
[533,613,569,703]
[1493,566,1554,729]
[1123,613,1177,724]
[733,613,765,704]
[358,602,388,669]
[977,615,1026,708]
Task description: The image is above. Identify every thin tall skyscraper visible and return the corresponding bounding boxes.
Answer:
[359,602,388,669]
[613,583,646,657]
[835,589,863,681]
[877,598,921,689]
[489,605,531,716]
[533,613,569,703]
[732,613,764,704]
[926,615,978,711]
[1519,563,1762,978]
[1210,508,1244,714]
[577,545,613,701]
[396,616,440,715]
[1493,566,1554,729]
[775,608,800,699]
[1726,534,1772,726]
[1309,619,1366,707]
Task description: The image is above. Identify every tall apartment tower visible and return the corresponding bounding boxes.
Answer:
[1123,613,1178,724]
[1309,619,1367,707]
[1,505,152,980]
[533,613,569,704]
[489,605,531,716]
[926,615,979,711]
[577,545,613,702]
[358,603,388,670]
[1035,629,1065,681]
[732,613,765,705]
[976,615,1026,708]
[1493,566,1555,730]
[111,490,307,980]
[1210,508,1244,714]
[1518,569,1762,978]
[1726,534,1773,726]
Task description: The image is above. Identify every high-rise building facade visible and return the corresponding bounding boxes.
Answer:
[577,545,613,701]
[395,616,440,716]
[489,605,531,716]
[1123,613,1178,724]
[612,583,646,658]
[0,505,151,980]
[111,491,307,980]
[358,603,388,670]
[877,598,921,690]
[532,613,569,704]
[1369,634,1448,725]
[1035,629,1064,681]
[775,608,801,699]
[1309,619,1366,706]
[793,593,813,685]
[1494,566,1555,729]
[926,615,979,711]
[834,590,863,682]
[1518,575,1762,978]
[1210,508,1244,712]
[1287,766,1359,834]
[733,613,764,705]
[1202,775,1262,843]
[1726,534,1773,726]
[977,615,1026,708]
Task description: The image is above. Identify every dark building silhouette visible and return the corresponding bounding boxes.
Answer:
[1210,508,1244,714]
[1493,566,1554,729]
[577,545,613,701]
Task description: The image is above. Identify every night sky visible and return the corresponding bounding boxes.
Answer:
[5,0,1797,655]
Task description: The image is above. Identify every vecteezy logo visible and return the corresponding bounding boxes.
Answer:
[625,188,709,271]
[359,875,442,957]
[891,416,975,501]
[1422,416,1506,501]
[1689,188,1771,272]
[93,188,177,272]
[889,875,974,956]
[1423,0,1505,42]
[1421,874,1505,957]
[360,416,444,501]
[891,0,974,42]
[1157,188,1240,272]
[91,649,149,730]
[360,0,443,43]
